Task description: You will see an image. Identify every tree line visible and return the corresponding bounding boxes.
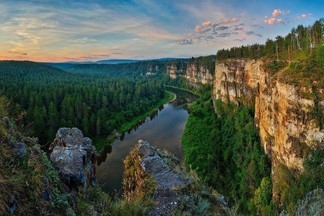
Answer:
[217,19,323,61]
[0,61,165,144]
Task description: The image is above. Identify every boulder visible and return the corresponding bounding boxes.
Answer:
[50,127,96,189]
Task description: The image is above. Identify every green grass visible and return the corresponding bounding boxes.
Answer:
[93,90,175,152]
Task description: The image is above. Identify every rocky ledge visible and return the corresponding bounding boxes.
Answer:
[133,140,229,216]
[137,140,187,215]
[50,127,97,189]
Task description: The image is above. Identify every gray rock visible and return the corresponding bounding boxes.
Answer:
[50,128,96,189]
[135,140,188,216]
[295,189,324,216]
[150,187,179,216]
[138,140,156,157]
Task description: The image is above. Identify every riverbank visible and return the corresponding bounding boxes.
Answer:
[117,90,175,133]
[94,90,175,152]
[163,85,200,96]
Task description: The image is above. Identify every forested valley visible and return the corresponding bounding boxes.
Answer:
[0,61,174,146]
[0,18,323,216]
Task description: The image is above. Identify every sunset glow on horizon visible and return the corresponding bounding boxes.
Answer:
[0,0,323,62]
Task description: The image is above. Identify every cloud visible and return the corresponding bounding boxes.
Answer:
[272,9,280,17]
[195,20,212,33]
[264,9,289,25]
[246,31,262,37]
[176,38,193,45]
[75,53,112,61]
[216,26,229,31]
[265,17,276,25]
[222,17,239,24]
[177,18,241,45]
[8,51,28,56]
[0,1,181,61]
[251,24,263,28]
[297,13,312,19]
[218,33,231,37]
[201,21,211,27]
[233,27,244,31]
[74,37,97,44]
[234,39,245,42]
[175,14,266,47]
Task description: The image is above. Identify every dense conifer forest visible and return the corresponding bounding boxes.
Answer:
[182,91,273,215]
[217,19,323,61]
[0,61,167,145]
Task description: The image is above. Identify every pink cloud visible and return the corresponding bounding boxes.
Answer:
[195,25,202,32]
[264,17,276,25]
[272,9,280,17]
[195,21,212,32]
[264,9,289,25]
[227,17,239,23]
[201,21,211,27]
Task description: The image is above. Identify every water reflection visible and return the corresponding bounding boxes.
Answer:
[96,88,197,195]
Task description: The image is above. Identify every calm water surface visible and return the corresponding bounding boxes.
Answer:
[96,89,197,195]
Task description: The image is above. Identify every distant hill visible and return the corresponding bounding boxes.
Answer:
[48,58,189,76]
[96,59,140,64]
[48,58,187,66]
[0,60,70,80]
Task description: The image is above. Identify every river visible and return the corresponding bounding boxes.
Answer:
[96,88,197,195]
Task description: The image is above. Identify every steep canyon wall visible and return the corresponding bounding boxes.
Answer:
[213,59,323,176]
[165,57,214,85]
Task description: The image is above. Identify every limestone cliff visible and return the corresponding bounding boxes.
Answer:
[213,58,324,176]
[165,56,215,84]
[185,62,213,84]
[166,62,185,79]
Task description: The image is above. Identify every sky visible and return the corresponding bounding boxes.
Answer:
[0,0,323,62]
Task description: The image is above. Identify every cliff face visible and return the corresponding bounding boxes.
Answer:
[213,59,324,173]
[166,63,184,79]
[185,62,213,84]
[165,58,214,85]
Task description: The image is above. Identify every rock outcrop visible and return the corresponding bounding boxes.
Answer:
[213,59,324,172]
[50,127,97,189]
[165,58,214,84]
[138,140,187,189]
[186,62,213,84]
[166,63,184,79]
[295,189,324,216]
[124,140,229,216]
[137,140,187,215]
